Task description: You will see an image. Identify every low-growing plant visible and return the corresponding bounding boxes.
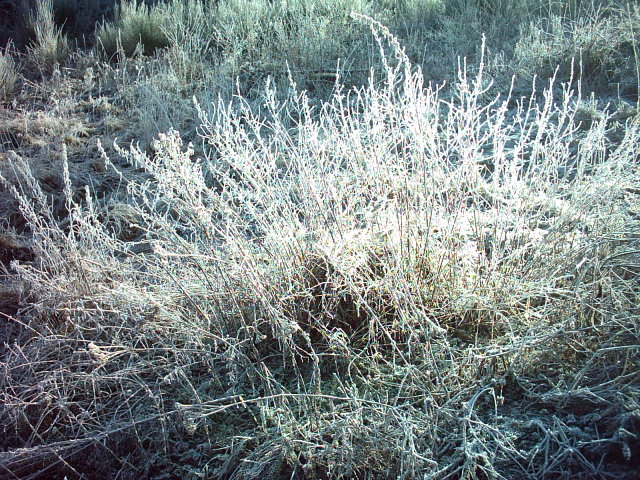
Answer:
[208,0,373,80]
[1,15,638,479]
[157,0,219,84]
[515,2,640,95]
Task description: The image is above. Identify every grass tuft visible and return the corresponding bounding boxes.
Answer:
[26,0,69,74]
[96,0,171,59]
[0,44,19,102]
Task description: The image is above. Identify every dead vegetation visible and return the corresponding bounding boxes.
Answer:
[0,1,639,479]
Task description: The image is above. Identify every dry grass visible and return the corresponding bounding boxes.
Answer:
[0,46,19,103]
[515,2,640,95]
[25,0,69,75]
[96,0,171,59]
[0,2,639,480]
